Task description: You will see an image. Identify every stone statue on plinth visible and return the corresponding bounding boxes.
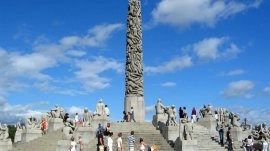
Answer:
[16,118,24,130]
[165,105,177,126]
[156,98,166,115]
[152,98,168,128]
[0,123,12,150]
[94,99,106,117]
[25,116,41,129]
[14,118,24,143]
[50,104,65,119]
[241,118,252,130]
[199,104,212,118]
[181,119,193,140]
[83,108,92,127]
[62,122,74,140]
[229,112,241,127]
[0,124,9,141]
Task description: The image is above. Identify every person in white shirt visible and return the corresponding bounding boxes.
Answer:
[105,105,110,117]
[74,113,79,123]
[117,132,123,151]
[70,137,76,151]
[107,132,113,151]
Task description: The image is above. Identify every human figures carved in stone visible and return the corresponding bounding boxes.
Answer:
[25,116,41,129]
[165,105,177,126]
[199,105,207,118]
[125,0,143,97]
[155,98,166,115]
[229,112,241,127]
[95,99,105,117]
[241,118,252,130]
[182,120,193,140]
[62,122,74,140]
[16,118,24,130]
[83,108,92,127]
[50,104,65,119]
[0,123,9,141]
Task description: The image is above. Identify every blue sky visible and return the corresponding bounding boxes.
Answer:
[0,0,270,125]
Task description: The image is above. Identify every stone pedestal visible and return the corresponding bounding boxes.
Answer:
[0,139,12,151]
[174,140,198,151]
[198,115,216,132]
[124,95,145,122]
[231,127,243,141]
[162,125,179,143]
[91,116,108,128]
[75,126,96,144]
[56,140,70,151]
[14,130,22,143]
[48,118,64,133]
[152,114,168,128]
[21,129,42,143]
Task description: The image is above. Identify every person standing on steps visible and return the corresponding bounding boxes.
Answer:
[226,127,233,151]
[216,121,224,146]
[97,130,105,151]
[77,135,84,151]
[107,132,113,151]
[191,107,197,124]
[128,131,135,151]
[70,137,77,151]
[130,107,136,122]
[139,138,149,151]
[179,107,183,118]
[105,105,110,117]
[117,132,123,151]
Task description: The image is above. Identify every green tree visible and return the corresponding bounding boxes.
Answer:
[8,125,16,142]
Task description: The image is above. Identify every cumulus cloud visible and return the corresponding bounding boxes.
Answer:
[145,55,192,74]
[60,23,123,47]
[263,87,270,93]
[151,0,262,28]
[183,37,241,61]
[229,106,270,125]
[0,23,123,96]
[74,56,123,92]
[219,69,245,76]
[0,98,49,124]
[221,80,255,98]
[161,82,176,87]
[145,105,155,115]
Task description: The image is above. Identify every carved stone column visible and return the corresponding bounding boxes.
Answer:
[124,0,144,122]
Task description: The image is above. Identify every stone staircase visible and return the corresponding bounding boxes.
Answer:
[88,122,175,151]
[192,124,227,151]
[195,124,243,151]
[11,130,62,151]
[10,122,174,151]
[9,121,246,151]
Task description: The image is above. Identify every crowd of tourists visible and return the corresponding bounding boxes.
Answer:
[96,123,157,151]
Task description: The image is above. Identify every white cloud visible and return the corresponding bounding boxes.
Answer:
[60,23,124,47]
[227,69,245,76]
[66,50,87,57]
[0,23,124,96]
[0,99,49,124]
[222,80,255,98]
[263,87,270,93]
[161,82,176,87]
[151,0,262,28]
[183,37,241,61]
[229,106,270,125]
[74,56,123,92]
[145,55,192,74]
[145,105,155,114]
[219,69,245,76]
